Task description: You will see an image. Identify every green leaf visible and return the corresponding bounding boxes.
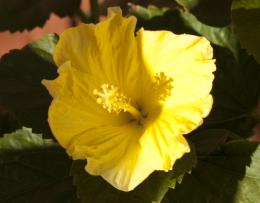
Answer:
[233,142,260,203]
[205,47,260,138]
[134,8,197,39]
[176,0,232,27]
[166,141,260,203]
[129,4,170,21]
[0,0,81,32]
[71,142,197,203]
[28,34,59,63]
[180,11,238,57]
[0,127,55,152]
[190,129,238,155]
[232,0,260,64]
[0,106,19,136]
[0,35,58,137]
[171,141,197,179]
[0,128,76,202]
[232,0,260,9]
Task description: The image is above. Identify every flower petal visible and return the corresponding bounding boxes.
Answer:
[137,30,216,105]
[140,112,190,172]
[67,124,156,191]
[54,8,146,98]
[42,62,129,148]
[139,96,212,174]
[166,95,213,135]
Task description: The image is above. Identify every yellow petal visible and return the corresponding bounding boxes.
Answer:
[165,95,213,135]
[53,8,147,99]
[140,116,190,172]
[137,30,216,106]
[43,62,129,148]
[68,124,155,191]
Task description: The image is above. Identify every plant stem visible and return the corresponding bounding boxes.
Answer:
[90,0,99,23]
[76,9,91,23]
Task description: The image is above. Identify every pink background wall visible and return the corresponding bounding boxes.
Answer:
[0,0,89,56]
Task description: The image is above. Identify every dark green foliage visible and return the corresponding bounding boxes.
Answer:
[0,0,81,32]
[190,129,237,155]
[166,141,260,203]
[176,0,232,27]
[206,47,260,138]
[0,128,77,203]
[232,1,260,64]
[0,34,58,137]
[180,11,238,57]
[133,6,193,35]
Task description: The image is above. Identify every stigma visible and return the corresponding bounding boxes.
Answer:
[93,84,142,120]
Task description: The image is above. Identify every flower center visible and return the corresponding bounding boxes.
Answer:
[93,84,142,120]
[93,72,173,123]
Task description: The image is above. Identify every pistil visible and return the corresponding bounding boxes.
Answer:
[124,104,142,120]
[93,84,142,120]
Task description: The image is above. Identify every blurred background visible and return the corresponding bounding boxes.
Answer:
[0,0,170,56]
[0,0,89,56]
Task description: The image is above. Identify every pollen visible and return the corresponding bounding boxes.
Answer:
[93,84,128,113]
[93,84,142,120]
[153,72,173,101]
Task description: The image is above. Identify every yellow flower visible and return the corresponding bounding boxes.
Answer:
[42,7,215,191]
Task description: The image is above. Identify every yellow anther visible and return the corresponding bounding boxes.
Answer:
[153,72,173,101]
[93,84,142,120]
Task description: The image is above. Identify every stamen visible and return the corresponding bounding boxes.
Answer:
[153,72,173,101]
[93,84,142,120]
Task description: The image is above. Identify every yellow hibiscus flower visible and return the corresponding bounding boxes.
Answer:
[42,7,215,191]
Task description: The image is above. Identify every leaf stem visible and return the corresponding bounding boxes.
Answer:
[90,0,99,23]
[76,9,91,23]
